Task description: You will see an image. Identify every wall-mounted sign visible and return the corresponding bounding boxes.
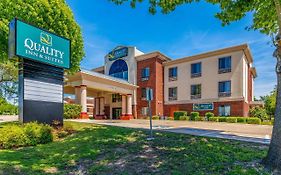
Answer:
[9,18,70,69]
[106,47,128,61]
[193,103,213,111]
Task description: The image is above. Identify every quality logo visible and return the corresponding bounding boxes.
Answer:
[40,32,52,46]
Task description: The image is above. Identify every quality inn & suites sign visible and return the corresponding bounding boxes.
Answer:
[9,18,70,68]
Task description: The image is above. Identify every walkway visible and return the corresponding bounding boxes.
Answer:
[69,119,272,145]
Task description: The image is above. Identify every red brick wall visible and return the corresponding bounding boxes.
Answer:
[164,100,249,117]
[136,57,164,118]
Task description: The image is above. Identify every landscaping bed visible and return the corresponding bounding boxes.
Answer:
[0,121,272,174]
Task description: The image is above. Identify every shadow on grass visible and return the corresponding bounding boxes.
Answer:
[0,122,270,175]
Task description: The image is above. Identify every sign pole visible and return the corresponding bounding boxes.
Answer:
[146,88,154,140]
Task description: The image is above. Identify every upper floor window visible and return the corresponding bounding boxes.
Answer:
[191,84,201,99]
[169,67,178,81]
[141,67,150,81]
[218,56,231,74]
[109,60,128,80]
[169,87,177,101]
[112,94,122,103]
[218,81,231,97]
[191,62,202,78]
[141,88,147,100]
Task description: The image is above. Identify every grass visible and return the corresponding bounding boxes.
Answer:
[0,121,271,175]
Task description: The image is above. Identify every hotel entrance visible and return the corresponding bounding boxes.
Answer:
[112,108,122,119]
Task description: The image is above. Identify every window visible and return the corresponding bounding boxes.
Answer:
[141,107,149,116]
[141,88,147,100]
[218,56,231,73]
[218,81,231,97]
[112,94,122,103]
[169,87,177,101]
[141,67,150,81]
[219,105,231,116]
[191,84,201,99]
[169,67,178,81]
[191,62,201,78]
[109,60,128,80]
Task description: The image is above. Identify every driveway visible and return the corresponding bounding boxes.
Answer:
[0,115,18,123]
[69,119,273,144]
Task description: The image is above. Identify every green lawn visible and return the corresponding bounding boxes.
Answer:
[0,121,271,175]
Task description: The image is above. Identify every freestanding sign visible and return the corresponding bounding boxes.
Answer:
[146,88,154,140]
[9,18,70,125]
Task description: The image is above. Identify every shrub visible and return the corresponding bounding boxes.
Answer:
[237,117,247,123]
[190,112,199,121]
[167,117,174,120]
[205,112,214,120]
[246,118,261,124]
[174,111,188,120]
[0,122,53,149]
[209,117,219,122]
[218,117,227,122]
[194,116,204,121]
[152,115,160,120]
[271,118,275,125]
[226,117,237,123]
[179,116,189,121]
[261,121,272,125]
[64,104,82,119]
[249,107,269,121]
[0,103,18,115]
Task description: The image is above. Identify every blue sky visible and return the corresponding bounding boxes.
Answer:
[66,0,276,98]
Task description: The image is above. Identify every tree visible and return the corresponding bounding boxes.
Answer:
[0,0,84,73]
[249,106,269,121]
[110,0,281,170]
[261,88,277,117]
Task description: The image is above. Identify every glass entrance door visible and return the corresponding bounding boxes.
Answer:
[112,108,122,119]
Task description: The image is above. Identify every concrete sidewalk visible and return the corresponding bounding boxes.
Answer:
[68,119,272,145]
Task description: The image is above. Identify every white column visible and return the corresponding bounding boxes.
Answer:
[126,94,132,115]
[95,98,100,115]
[80,85,87,113]
[122,95,127,116]
[100,97,105,115]
[74,86,81,104]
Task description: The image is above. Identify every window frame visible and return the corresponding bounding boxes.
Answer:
[169,67,178,81]
[168,87,177,101]
[141,88,147,100]
[218,56,232,74]
[218,81,231,97]
[191,62,202,78]
[218,105,231,116]
[141,67,150,81]
[112,94,122,103]
[190,84,201,99]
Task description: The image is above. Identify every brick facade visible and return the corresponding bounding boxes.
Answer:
[136,56,165,118]
[164,100,250,117]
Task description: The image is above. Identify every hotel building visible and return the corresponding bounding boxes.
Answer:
[64,44,257,119]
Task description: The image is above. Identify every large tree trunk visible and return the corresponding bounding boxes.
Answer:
[263,34,281,171]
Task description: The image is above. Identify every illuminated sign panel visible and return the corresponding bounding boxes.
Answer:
[106,47,128,61]
[193,103,214,111]
[9,19,70,69]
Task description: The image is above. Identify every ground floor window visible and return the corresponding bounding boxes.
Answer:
[218,105,231,116]
[112,94,122,103]
[141,107,149,116]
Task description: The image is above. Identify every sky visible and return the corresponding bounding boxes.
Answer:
[66,0,276,98]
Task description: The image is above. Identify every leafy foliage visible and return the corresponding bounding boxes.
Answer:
[173,111,187,120]
[261,88,276,117]
[0,97,18,115]
[0,0,84,74]
[63,103,82,119]
[249,106,269,121]
[110,0,278,35]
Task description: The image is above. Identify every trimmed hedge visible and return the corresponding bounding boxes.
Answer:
[174,111,188,120]
[218,117,227,122]
[167,117,174,120]
[226,117,237,123]
[179,116,190,121]
[190,112,199,121]
[152,116,160,120]
[246,118,261,125]
[237,117,247,123]
[64,104,82,119]
[194,116,204,121]
[0,122,53,149]
[205,112,214,120]
[209,117,219,122]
